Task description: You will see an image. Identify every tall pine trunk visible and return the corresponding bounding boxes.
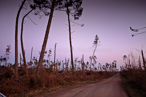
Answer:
[15,0,26,80]
[67,6,74,74]
[37,0,56,74]
[21,10,33,76]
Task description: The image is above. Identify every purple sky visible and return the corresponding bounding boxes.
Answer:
[0,0,146,69]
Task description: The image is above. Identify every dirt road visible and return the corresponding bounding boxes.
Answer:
[37,73,128,97]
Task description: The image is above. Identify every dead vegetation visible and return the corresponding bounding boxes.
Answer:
[0,65,116,96]
[120,50,146,97]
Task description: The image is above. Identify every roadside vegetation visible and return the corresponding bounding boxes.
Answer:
[120,50,146,97]
[0,57,117,96]
[0,40,117,96]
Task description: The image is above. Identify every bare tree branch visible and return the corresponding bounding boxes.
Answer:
[27,15,37,25]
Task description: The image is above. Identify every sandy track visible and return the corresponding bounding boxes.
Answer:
[37,73,128,97]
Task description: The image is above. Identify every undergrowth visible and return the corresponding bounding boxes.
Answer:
[120,69,146,97]
[0,66,116,97]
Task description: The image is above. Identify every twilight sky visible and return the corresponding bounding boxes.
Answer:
[0,0,146,69]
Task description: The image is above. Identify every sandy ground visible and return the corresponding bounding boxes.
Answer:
[37,73,128,97]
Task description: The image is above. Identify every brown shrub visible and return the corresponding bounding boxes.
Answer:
[121,68,146,90]
[0,68,115,96]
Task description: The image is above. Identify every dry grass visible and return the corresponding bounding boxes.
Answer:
[0,66,116,97]
[120,68,146,97]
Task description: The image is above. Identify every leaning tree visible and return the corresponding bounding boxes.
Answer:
[15,0,27,80]
[15,0,57,78]
[36,0,83,74]
[20,9,33,77]
[18,0,53,76]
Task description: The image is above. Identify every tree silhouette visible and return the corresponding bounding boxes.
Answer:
[21,0,55,73]
[63,0,83,73]
[20,10,33,77]
[93,35,99,56]
[37,0,83,74]
[37,0,56,74]
[19,0,53,76]
[90,35,99,71]
[15,0,26,80]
